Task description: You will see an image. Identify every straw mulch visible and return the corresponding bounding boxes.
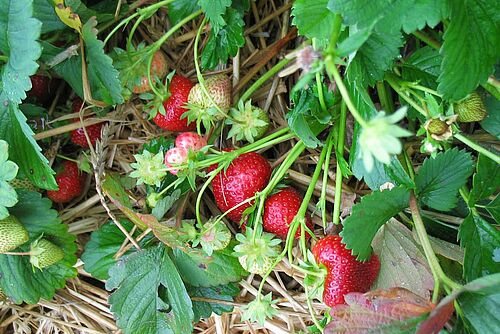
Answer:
[1,1,363,333]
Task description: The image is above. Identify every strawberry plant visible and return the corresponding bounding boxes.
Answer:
[0,0,499,333]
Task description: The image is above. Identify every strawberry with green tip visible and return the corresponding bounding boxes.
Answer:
[312,235,380,307]
[226,100,270,143]
[47,161,85,204]
[30,238,65,269]
[263,187,313,239]
[0,216,29,253]
[454,92,487,122]
[185,74,232,128]
[152,74,195,131]
[210,151,272,223]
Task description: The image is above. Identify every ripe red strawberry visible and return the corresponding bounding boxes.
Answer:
[153,75,195,131]
[70,98,104,148]
[47,161,85,203]
[210,152,271,222]
[263,187,313,239]
[312,235,380,307]
[132,50,169,94]
[164,147,188,175]
[27,74,52,104]
[175,132,207,151]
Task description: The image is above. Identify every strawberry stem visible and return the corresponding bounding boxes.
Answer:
[332,101,347,226]
[409,192,462,302]
[0,251,32,256]
[454,133,500,164]
[239,57,291,103]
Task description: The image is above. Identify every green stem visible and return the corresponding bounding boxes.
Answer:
[455,133,500,164]
[0,55,8,62]
[305,284,324,332]
[376,81,394,113]
[329,65,369,128]
[195,164,224,225]
[332,101,347,225]
[326,14,343,54]
[412,31,441,50]
[385,74,427,117]
[239,58,291,103]
[321,132,335,228]
[409,193,462,301]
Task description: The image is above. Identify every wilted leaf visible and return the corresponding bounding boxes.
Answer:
[326,288,434,334]
[372,219,434,298]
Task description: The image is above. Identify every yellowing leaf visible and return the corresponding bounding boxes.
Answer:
[54,1,82,34]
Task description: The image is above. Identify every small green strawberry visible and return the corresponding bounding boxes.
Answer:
[30,238,65,269]
[193,219,232,256]
[226,100,270,143]
[0,216,29,253]
[426,118,448,136]
[454,92,487,122]
[233,226,281,275]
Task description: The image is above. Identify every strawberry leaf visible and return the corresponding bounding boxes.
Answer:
[485,195,500,222]
[0,190,77,304]
[415,148,474,211]
[437,0,500,101]
[33,0,66,33]
[81,17,123,105]
[0,103,57,190]
[106,244,194,334]
[341,186,410,261]
[372,219,434,298]
[81,220,152,280]
[292,0,336,41]
[188,283,239,322]
[481,95,500,139]
[171,247,246,287]
[458,213,500,282]
[198,0,232,28]
[201,7,245,70]
[168,0,200,25]
[469,154,500,207]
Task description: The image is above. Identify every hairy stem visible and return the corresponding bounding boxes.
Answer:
[332,101,347,225]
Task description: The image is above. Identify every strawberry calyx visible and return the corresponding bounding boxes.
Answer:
[130,150,168,187]
[240,292,278,326]
[29,237,65,270]
[142,71,176,119]
[226,100,270,143]
[192,218,232,256]
[233,225,281,275]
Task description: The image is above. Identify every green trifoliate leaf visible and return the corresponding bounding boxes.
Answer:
[292,0,336,42]
[241,292,278,326]
[130,150,167,187]
[358,107,412,172]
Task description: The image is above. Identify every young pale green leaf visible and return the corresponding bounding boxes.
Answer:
[81,220,140,280]
[201,7,245,70]
[0,104,57,190]
[336,25,374,57]
[106,245,194,334]
[292,0,336,41]
[0,0,41,104]
[437,0,500,101]
[340,186,410,261]
[33,0,66,33]
[469,154,500,206]
[171,247,246,287]
[82,17,124,105]
[188,283,239,322]
[458,213,500,282]
[0,190,77,304]
[168,0,201,25]
[481,95,500,139]
[198,0,231,28]
[0,140,18,219]
[415,148,474,211]
[372,219,434,298]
